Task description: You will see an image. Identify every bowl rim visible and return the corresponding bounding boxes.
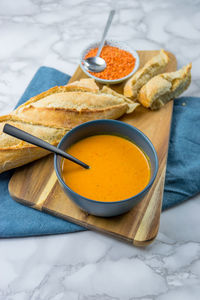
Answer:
[79,39,140,84]
[54,119,159,205]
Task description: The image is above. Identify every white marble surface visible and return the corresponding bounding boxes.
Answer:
[1,0,200,299]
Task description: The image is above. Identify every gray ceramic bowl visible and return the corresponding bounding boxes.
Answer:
[80,40,140,85]
[54,120,158,217]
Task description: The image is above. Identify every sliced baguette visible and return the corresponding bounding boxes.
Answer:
[0,115,67,173]
[0,78,139,173]
[12,91,135,129]
[138,63,192,110]
[124,49,169,99]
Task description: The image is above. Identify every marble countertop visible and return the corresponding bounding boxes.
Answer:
[1,0,200,299]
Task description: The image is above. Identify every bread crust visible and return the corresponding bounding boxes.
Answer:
[64,78,99,93]
[0,79,139,173]
[124,50,169,98]
[138,63,192,110]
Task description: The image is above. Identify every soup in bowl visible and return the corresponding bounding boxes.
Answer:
[54,120,158,217]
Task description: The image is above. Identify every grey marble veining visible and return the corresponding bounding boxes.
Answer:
[0,0,200,299]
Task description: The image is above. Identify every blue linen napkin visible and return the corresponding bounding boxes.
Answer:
[163,96,200,209]
[0,66,199,237]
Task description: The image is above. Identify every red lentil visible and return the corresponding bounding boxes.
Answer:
[84,45,136,80]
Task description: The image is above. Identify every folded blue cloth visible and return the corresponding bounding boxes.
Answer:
[0,66,199,237]
[163,96,200,209]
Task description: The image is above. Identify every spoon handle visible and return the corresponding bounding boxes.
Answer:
[3,124,90,169]
[96,10,115,57]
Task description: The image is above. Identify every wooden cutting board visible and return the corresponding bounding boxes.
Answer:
[9,50,177,246]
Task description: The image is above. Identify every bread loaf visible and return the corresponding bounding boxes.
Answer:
[0,115,67,173]
[0,79,139,173]
[124,50,169,99]
[138,64,192,110]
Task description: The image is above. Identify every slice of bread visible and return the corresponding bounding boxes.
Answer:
[124,50,169,99]
[138,63,192,110]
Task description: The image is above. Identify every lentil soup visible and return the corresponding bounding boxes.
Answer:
[62,135,150,202]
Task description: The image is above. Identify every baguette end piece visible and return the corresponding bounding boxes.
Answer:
[123,49,169,99]
[138,63,192,110]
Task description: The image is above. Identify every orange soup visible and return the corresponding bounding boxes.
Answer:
[62,135,151,202]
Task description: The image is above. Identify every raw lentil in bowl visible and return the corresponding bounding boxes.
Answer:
[80,40,140,85]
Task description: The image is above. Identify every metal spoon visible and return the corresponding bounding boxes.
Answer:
[83,9,115,73]
[3,124,90,169]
